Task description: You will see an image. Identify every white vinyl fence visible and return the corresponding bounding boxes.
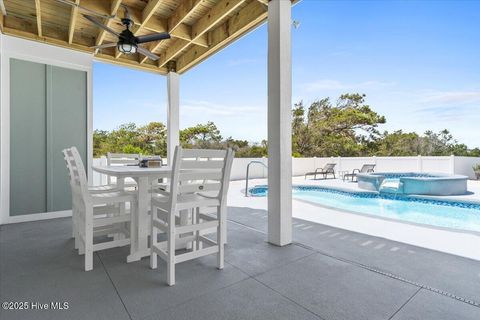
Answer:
[91,155,480,185]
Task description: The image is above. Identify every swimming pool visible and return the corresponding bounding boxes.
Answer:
[248,185,480,233]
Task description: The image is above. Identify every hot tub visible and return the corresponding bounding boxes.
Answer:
[356,172,468,196]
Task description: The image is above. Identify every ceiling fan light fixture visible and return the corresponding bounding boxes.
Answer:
[117,41,137,54]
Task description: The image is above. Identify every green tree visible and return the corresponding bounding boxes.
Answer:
[180,121,222,149]
[92,94,479,158]
[137,122,167,156]
[372,131,422,156]
[292,94,386,157]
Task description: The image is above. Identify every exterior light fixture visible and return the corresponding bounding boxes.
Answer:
[117,41,137,54]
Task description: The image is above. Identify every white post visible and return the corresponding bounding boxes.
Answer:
[450,154,455,174]
[267,0,292,246]
[417,155,422,172]
[167,72,180,166]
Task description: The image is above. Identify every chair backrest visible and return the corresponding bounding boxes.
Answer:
[324,163,336,171]
[107,153,140,184]
[360,164,376,173]
[168,147,235,209]
[107,153,140,166]
[65,146,90,200]
[62,148,74,187]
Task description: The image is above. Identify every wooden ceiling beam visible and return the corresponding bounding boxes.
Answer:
[94,0,123,53]
[0,0,6,16]
[139,0,205,64]
[141,0,163,29]
[0,13,4,33]
[3,26,92,53]
[176,0,266,73]
[96,52,168,75]
[171,24,208,47]
[155,0,247,68]
[34,0,42,37]
[68,0,81,44]
[168,0,204,33]
[2,25,167,75]
[114,0,163,60]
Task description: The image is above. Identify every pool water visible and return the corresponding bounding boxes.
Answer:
[249,185,480,233]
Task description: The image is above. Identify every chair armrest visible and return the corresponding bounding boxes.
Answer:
[352,169,360,174]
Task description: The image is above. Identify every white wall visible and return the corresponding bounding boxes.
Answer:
[0,35,94,224]
[90,155,480,185]
[454,156,480,179]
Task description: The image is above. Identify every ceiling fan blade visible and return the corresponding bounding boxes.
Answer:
[137,46,160,61]
[136,32,171,44]
[90,43,117,49]
[83,15,120,37]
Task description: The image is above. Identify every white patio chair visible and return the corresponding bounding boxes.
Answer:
[107,152,140,188]
[63,148,123,242]
[150,147,234,286]
[66,147,137,271]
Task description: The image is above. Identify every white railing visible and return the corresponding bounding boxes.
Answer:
[91,155,480,185]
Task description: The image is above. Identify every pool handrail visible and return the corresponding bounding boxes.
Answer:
[245,160,268,197]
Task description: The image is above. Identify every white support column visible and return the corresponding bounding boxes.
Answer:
[267,0,292,246]
[167,72,180,165]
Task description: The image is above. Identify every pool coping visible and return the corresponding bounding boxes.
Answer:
[293,197,480,237]
[250,183,480,206]
[248,184,480,236]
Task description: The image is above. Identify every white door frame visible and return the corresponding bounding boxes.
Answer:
[0,35,94,225]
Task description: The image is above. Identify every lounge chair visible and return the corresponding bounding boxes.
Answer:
[343,164,376,181]
[305,163,336,180]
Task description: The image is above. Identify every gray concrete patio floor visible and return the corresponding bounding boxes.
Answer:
[1,208,479,320]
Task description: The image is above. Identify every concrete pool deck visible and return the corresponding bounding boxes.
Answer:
[227,177,480,261]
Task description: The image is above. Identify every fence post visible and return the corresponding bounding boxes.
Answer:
[373,156,377,169]
[417,155,422,172]
[337,156,342,175]
[450,155,455,174]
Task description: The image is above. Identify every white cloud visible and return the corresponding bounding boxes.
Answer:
[181,100,261,117]
[419,90,480,104]
[303,79,395,92]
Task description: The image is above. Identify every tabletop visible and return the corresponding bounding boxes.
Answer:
[92,165,172,178]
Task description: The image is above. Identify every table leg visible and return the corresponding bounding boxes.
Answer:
[127,176,150,262]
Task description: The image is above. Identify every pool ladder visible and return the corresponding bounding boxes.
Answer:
[245,161,268,197]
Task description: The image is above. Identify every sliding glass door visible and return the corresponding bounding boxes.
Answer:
[10,58,87,216]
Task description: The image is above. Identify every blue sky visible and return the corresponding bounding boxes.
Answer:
[94,0,480,148]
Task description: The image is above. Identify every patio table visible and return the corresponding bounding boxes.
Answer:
[92,165,172,262]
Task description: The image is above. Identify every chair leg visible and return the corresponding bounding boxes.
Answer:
[72,205,76,239]
[85,248,93,271]
[195,207,201,251]
[221,206,227,245]
[167,214,176,286]
[84,208,93,271]
[73,206,79,249]
[217,206,224,270]
[78,212,85,255]
[150,206,158,270]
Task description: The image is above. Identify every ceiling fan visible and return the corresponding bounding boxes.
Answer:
[57,0,170,61]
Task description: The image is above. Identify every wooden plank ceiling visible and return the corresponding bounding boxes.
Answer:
[1,0,271,74]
